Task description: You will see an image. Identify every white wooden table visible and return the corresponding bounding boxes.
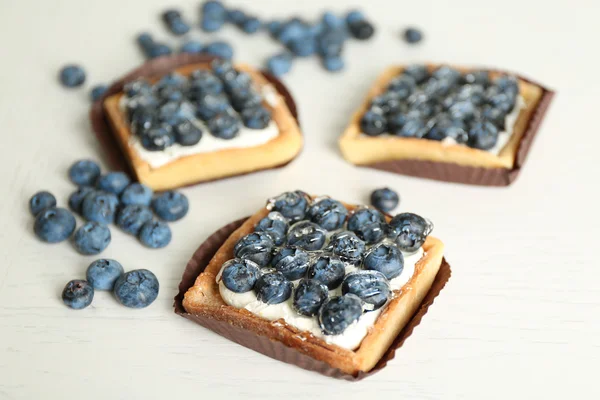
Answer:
[1,0,598,398]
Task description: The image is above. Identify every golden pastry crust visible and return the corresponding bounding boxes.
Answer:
[183,199,445,375]
[103,63,303,191]
[339,64,545,169]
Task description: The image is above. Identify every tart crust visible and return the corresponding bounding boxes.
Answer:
[339,64,545,169]
[103,62,303,191]
[183,199,445,375]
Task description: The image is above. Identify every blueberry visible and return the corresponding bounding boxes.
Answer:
[423,79,454,100]
[277,19,308,45]
[269,191,309,221]
[345,10,365,24]
[73,221,111,255]
[387,112,407,134]
[426,116,468,143]
[403,27,423,44]
[307,198,348,231]
[139,220,172,249]
[271,246,310,280]
[388,212,432,252]
[86,259,124,291]
[148,43,172,59]
[226,9,246,25]
[317,30,344,58]
[432,66,462,85]
[347,208,387,244]
[69,159,101,186]
[266,20,282,37]
[254,272,293,304]
[204,41,234,60]
[322,11,345,29]
[408,94,438,118]
[136,32,155,55]
[223,71,252,93]
[482,106,507,129]
[387,75,416,99]
[322,56,344,72]
[162,9,190,35]
[449,101,477,121]
[488,92,516,113]
[96,172,130,195]
[116,205,153,235]
[468,120,499,150]
[347,18,375,40]
[327,231,366,263]
[62,280,94,310]
[206,113,239,139]
[370,92,403,115]
[90,85,108,102]
[495,75,519,96]
[211,59,236,81]
[141,125,176,151]
[342,271,390,311]
[202,1,227,32]
[318,294,363,335]
[363,243,404,280]
[360,110,387,136]
[456,84,486,105]
[124,79,152,98]
[34,207,76,243]
[398,116,427,138]
[173,120,202,146]
[370,188,399,212]
[157,101,181,122]
[129,107,156,135]
[230,88,262,112]
[240,16,262,34]
[194,93,229,120]
[29,191,57,216]
[288,35,317,57]
[287,221,327,252]
[220,258,260,293]
[241,107,271,130]
[59,65,86,87]
[266,52,293,77]
[189,71,224,96]
[152,191,188,221]
[68,186,94,214]
[120,183,152,206]
[233,232,274,268]
[465,71,490,87]
[254,212,289,246]
[81,191,118,224]
[307,255,345,289]
[180,40,203,54]
[293,279,329,316]
[114,269,159,308]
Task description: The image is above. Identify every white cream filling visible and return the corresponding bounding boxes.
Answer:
[218,247,425,350]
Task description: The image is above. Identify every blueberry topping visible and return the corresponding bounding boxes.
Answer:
[307,198,348,231]
[68,186,95,214]
[233,232,274,267]
[266,52,293,77]
[173,120,202,146]
[370,188,399,212]
[120,183,153,206]
[86,259,124,291]
[360,110,387,136]
[204,41,234,60]
[426,115,468,143]
[488,92,516,113]
[62,280,94,310]
[318,294,363,335]
[90,85,108,102]
[180,40,203,54]
[116,205,153,236]
[371,92,403,115]
[241,107,271,129]
[342,271,391,311]
[465,70,490,87]
[81,191,118,224]
[482,106,507,129]
[152,191,189,221]
[270,191,309,221]
[307,255,345,289]
[229,87,262,112]
[34,207,76,243]
[468,120,499,150]
[363,243,404,280]
[59,65,86,87]
[327,231,366,263]
[96,172,130,195]
[69,160,101,186]
[397,116,427,138]
[113,269,159,308]
[189,71,224,97]
[495,76,519,96]
[387,75,416,99]
[271,246,310,280]
[388,212,432,252]
[403,27,423,44]
[449,100,477,122]
[403,64,429,84]
[254,212,288,246]
[347,208,387,244]
[254,272,293,305]
[287,221,327,252]
[207,113,240,140]
[138,220,172,249]
[293,279,329,316]
[29,191,57,216]
[194,93,229,120]
[221,258,260,293]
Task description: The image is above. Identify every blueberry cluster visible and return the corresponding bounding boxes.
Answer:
[124,60,272,151]
[29,159,189,253]
[219,192,433,336]
[62,258,159,310]
[360,65,521,150]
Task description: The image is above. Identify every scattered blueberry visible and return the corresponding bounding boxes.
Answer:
[204,41,234,60]
[254,212,288,246]
[90,85,108,102]
[113,269,159,308]
[221,258,260,293]
[34,207,76,243]
[68,160,101,186]
[318,294,363,335]
[254,271,293,304]
[342,271,390,311]
[363,243,404,280]
[317,30,344,58]
[241,107,271,130]
[81,191,118,224]
[86,259,124,291]
[287,221,327,251]
[269,191,309,221]
[293,279,329,316]
[151,191,189,222]
[347,19,375,40]
[173,120,203,146]
[62,280,94,310]
[202,1,227,32]
[233,232,274,267]
[59,65,86,88]
[307,255,345,289]
[271,246,310,280]
[347,208,387,244]
[288,35,317,57]
[239,16,262,34]
[139,220,172,248]
[327,231,366,263]
[29,191,57,216]
[277,18,308,45]
[468,120,499,150]
[403,28,423,44]
[322,55,345,72]
[388,213,432,252]
[96,172,130,195]
[116,205,154,235]
[73,221,111,255]
[180,40,204,54]
[226,9,246,25]
[266,20,282,37]
[162,9,190,35]
[68,186,95,214]
[360,110,387,136]
[370,188,399,213]
[307,198,348,231]
[148,43,172,59]
[207,113,240,140]
[120,183,153,206]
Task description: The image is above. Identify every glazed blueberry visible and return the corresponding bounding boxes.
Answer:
[59,65,86,87]
[363,243,404,280]
[34,207,76,243]
[223,71,252,93]
[398,116,427,138]
[162,9,190,35]
[116,205,153,235]
[81,191,118,224]
[342,271,390,311]
[327,231,366,263]
[371,92,403,115]
[204,41,234,60]
[360,110,387,136]
[408,94,438,118]
[69,159,101,186]
[432,66,462,85]
[456,84,486,106]
[86,259,124,291]
[271,246,310,280]
[468,120,499,150]
[194,93,229,120]
[207,113,240,140]
[347,208,387,244]
[266,52,293,77]
[322,56,344,72]
[307,199,348,231]
[269,191,309,221]
[73,221,111,255]
[241,107,271,130]
[139,220,172,248]
[68,186,94,214]
[488,92,516,113]
[318,294,363,335]
[287,221,327,252]
[426,116,468,143]
[254,272,293,305]
[482,106,507,129]
[29,191,57,216]
[387,75,416,99]
[114,269,159,308]
[173,120,202,146]
[370,188,399,212]
[189,72,224,98]
[210,59,236,80]
[62,280,94,309]
[221,258,260,293]
[403,27,423,44]
[96,172,130,195]
[423,79,454,100]
[180,40,203,54]
[90,85,108,102]
[403,64,429,84]
[387,112,407,134]
[233,232,274,267]
[124,79,152,98]
[449,101,477,121]
[307,255,345,289]
[254,212,289,246]
[152,191,188,221]
[141,125,176,151]
[129,107,155,135]
[388,213,432,252]
[465,71,490,87]
[293,279,329,316]
[230,88,262,113]
[495,75,519,96]
[202,1,227,32]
